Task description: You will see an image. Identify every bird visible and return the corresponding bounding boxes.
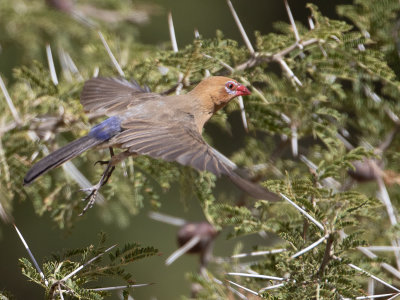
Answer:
[24,76,280,213]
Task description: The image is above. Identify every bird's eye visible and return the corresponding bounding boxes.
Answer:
[225,81,237,95]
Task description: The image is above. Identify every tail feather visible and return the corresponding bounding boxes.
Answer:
[24,135,102,185]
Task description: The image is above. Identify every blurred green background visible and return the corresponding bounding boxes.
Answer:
[0,0,347,299]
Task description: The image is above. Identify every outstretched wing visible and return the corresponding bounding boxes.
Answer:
[80,77,160,115]
[110,118,280,201]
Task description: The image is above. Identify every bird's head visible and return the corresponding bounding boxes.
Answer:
[189,76,251,112]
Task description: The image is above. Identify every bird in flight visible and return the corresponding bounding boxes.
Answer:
[24,76,280,214]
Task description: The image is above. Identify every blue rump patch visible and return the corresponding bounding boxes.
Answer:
[89,116,122,141]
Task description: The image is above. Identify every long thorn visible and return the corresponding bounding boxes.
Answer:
[237,96,248,132]
[280,193,324,231]
[166,235,201,266]
[0,75,22,124]
[227,272,285,281]
[283,0,300,43]
[148,211,186,227]
[98,31,125,77]
[291,124,298,157]
[168,12,178,52]
[14,224,48,286]
[291,235,328,259]
[226,0,255,54]
[227,280,259,296]
[61,244,116,281]
[232,249,287,258]
[347,262,400,292]
[89,283,153,291]
[213,278,247,300]
[46,44,58,86]
[259,283,285,293]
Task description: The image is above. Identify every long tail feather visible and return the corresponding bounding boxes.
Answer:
[24,135,102,185]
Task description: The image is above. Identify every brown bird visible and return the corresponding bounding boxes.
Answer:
[24,76,280,213]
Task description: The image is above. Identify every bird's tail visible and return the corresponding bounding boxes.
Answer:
[24,135,102,185]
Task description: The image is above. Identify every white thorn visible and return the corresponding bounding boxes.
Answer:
[166,235,201,266]
[0,75,22,124]
[98,31,125,77]
[89,283,152,291]
[291,124,298,157]
[168,12,178,52]
[46,44,58,86]
[237,96,248,132]
[347,263,400,292]
[148,211,186,227]
[226,0,255,54]
[291,235,328,259]
[283,0,300,43]
[232,248,287,258]
[61,244,116,282]
[259,283,285,293]
[280,193,324,231]
[14,224,48,286]
[227,272,285,281]
[227,280,259,296]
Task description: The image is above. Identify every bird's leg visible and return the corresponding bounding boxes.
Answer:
[79,148,132,216]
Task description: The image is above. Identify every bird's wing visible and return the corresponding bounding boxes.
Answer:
[80,77,161,115]
[111,118,280,201]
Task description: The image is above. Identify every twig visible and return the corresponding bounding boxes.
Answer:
[58,285,64,300]
[280,193,324,231]
[317,233,334,276]
[13,224,49,286]
[166,235,201,266]
[98,31,125,77]
[233,38,319,73]
[226,0,255,54]
[46,44,59,86]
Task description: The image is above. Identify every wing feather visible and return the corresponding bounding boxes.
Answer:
[80,77,160,115]
[109,119,280,201]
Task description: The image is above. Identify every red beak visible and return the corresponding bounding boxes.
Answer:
[236,84,251,96]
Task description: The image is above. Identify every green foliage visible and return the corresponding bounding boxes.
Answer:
[19,233,158,299]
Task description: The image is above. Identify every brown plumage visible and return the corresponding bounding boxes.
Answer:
[24,76,280,204]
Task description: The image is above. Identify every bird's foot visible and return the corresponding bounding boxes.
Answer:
[94,160,109,166]
[79,185,101,216]
[79,148,116,216]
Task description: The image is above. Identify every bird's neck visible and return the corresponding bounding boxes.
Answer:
[186,91,224,132]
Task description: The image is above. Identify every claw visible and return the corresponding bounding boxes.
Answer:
[94,160,109,166]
